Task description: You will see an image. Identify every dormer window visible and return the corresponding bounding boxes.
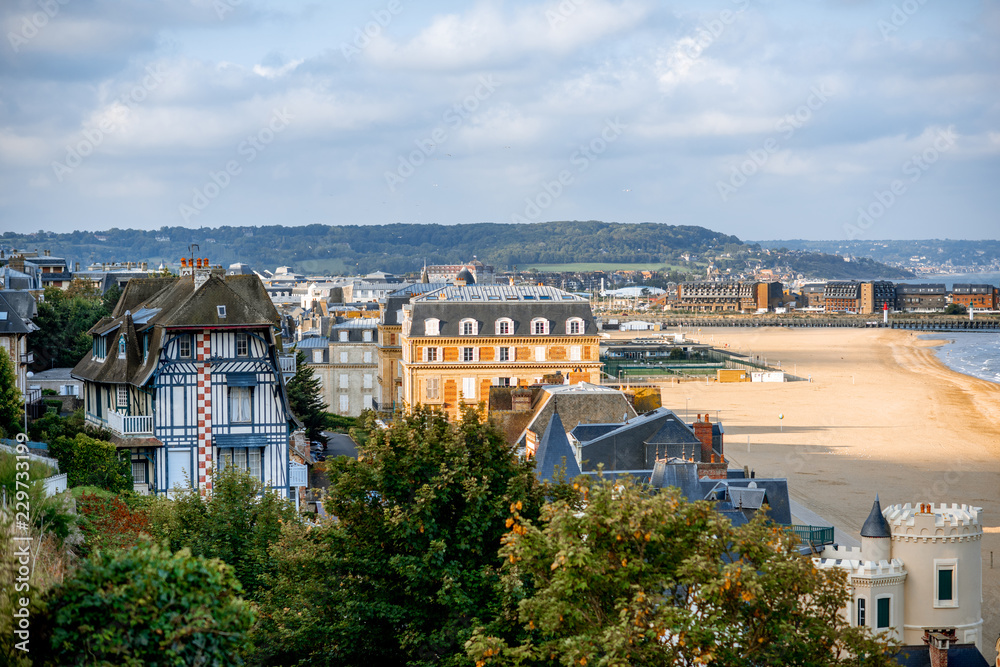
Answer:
[495,318,513,335]
[460,318,478,336]
[424,318,440,336]
[363,330,373,342]
[531,318,549,335]
[217,305,227,318]
[566,317,584,335]
[118,335,126,359]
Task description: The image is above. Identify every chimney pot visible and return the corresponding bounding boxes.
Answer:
[181,258,187,268]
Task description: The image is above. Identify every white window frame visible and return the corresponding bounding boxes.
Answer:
[495,318,513,335]
[340,351,349,363]
[424,347,439,362]
[339,395,349,413]
[117,385,128,409]
[534,346,546,361]
[217,305,227,318]
[178,335,192,359]
[424,318,440,336]
[497,346,511,362]
[462,347,477,362]
[460,318,478,336]
[228,386,253,423]
[569,345,582,361]
[363,350,372,363]
[933,558,958,608]
[339,331,349,342]
[531,318,549,335]
[312,349,324,364]
[339,374,349,389]
[566,317,584,335]
[497,377,511,387]
[131,459,147,485]
[117,335,127,359]
[856,597,866,627]
[236,332,249,357]
[362,330,373,342]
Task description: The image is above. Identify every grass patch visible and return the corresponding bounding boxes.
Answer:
[0,450,56,497]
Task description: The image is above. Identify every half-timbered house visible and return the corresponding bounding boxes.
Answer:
[71,264,298,497]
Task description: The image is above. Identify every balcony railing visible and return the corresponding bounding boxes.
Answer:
[278,354,296,376]
[788,524,835,547]
[106,411,154,437]
[20,351,33,364]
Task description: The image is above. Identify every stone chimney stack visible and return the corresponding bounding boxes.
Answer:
[511,387,532,412]
[692,414,713,462]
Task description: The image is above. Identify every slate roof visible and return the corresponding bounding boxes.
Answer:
[860,495,892,538]
[577,408,677,471]
[569,423,622,442]
[0,291,38,334]
[72,274,281,388]
[533,409,582,482]
[518,384,636,448]
[722,478,792,525]
[893,645,989,667]
[408,285,596,338]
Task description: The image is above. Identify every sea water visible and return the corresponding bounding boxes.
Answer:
[922,333,1000,385]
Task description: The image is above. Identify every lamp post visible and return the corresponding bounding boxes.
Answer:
[686,396,691,422]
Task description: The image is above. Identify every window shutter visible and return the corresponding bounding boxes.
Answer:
[437,347,443,362]
[473,347,479,362]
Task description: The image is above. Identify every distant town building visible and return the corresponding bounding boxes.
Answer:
[426,258,495,285]
[675,281,782,312]
[0,290,38,396]
[895,284,947,312]
[951,284,998,310]
[298,317,379,417]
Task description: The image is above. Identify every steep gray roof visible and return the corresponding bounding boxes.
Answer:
[860,496,891,538]
[72,274,281,387]
[408,293,596,338]
[534,410,581,482]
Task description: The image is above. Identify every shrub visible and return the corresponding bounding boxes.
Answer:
[38,543,255,667]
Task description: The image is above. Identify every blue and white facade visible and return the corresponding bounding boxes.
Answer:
[73,269,298,497]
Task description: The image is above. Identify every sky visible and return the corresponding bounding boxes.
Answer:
[1,0,998,241]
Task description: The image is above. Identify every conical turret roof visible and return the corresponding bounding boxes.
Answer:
[860,495,891,538]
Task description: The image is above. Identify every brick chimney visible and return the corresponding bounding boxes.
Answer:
[923,630,955,667]
[511,387,532,412]
[692,414,713,462]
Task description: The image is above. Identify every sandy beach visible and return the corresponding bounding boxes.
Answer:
[651,327,1000,660]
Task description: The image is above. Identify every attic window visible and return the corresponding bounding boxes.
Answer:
[217,305,227,318]
[118,335,127,359]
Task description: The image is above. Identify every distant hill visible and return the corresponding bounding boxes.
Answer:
[758,239,1000,274]
[2,222,910,280]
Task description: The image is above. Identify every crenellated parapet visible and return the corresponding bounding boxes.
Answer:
[885,502,983,544]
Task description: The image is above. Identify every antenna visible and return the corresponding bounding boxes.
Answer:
[188,243,200,276]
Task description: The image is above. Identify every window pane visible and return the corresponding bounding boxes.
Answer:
[249,449,262,479]
[876,597,890,628]
[857,598,865,627]
[131,460,147,484]
[938,568,953,601]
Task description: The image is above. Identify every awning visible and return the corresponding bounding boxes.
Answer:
[214,434,268,448]
[227,373,258,387]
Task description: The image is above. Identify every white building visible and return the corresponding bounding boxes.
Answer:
[815,497,984,652]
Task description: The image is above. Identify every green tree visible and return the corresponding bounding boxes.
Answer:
[468,476,899,667]
[147,465,299,600]
[285,348,326,441]
[49,432,131,492]
[944,303,967,315]
[0,350,22,437]
[38,543,255,667]
[250,407,549,667]
[29,286,109,370]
